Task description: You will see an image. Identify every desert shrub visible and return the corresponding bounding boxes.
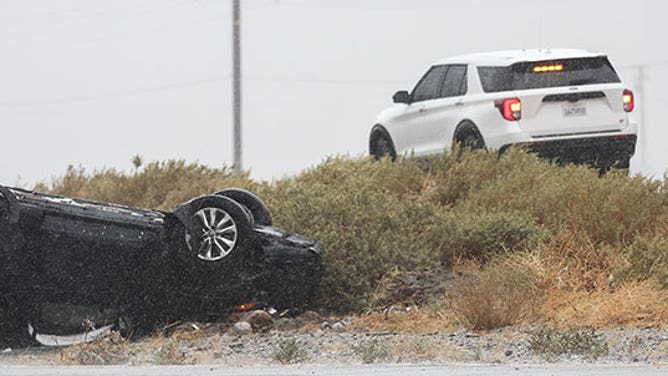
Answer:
[542,280,668,328]
[38,160,258,211]
[449,258,543,330]
[421,149,503,206]
[529,326,609,360]
[460,149,668,245]
[261,156,445,312]
[439,211,547,266]
[273,337,308,364]
[353,338,391,363]
[534,230,619,292]
[615,234,668,288]
[36,150,668,315]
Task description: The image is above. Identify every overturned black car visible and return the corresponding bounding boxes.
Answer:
[0,185,323,347]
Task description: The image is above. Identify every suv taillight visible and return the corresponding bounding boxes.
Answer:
[494,98,521,121]
[623,89,634,112]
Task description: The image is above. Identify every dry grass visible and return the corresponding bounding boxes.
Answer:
[57,331,129,365]
[447,258,544,331]
[534,230,618,292]
[350,306,457,334]
[543,280,668,328]
[353,338,391,363]
[273,337,309,364]
[389,337,467,362]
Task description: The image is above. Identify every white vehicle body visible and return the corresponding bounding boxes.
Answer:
[370,49,637,169]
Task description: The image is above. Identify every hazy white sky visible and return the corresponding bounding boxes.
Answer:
[1,0,667,186]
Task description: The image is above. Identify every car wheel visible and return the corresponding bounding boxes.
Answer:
[182,196,252,263]
[614,156,631,169]
[454,123,485,153]
[371,134,396,161]
[215,188,272,226]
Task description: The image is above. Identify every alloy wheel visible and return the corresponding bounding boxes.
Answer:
[185,207,238,261]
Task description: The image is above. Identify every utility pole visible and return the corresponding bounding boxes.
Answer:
[636,65,646,171]
[232,0,242,174]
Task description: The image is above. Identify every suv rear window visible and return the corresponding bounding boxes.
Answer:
[477,57,621,93]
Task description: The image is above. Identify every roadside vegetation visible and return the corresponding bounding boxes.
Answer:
[37,148,668,330]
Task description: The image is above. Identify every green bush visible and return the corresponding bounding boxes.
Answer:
[615,235,668,288]
[439,211,547,266]
[258,156,445,312]
[460,149,668,245]
[36,160,259,211]
[38,149,668,314]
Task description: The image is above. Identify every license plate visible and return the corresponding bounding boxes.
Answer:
[562,102,587,117]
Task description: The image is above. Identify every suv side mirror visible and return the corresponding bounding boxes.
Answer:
[393,90,411,104]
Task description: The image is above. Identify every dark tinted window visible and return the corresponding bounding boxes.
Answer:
[440,65,467,97]
[478,66,513,92]
[411,65,448,102]
[478,57,621,93]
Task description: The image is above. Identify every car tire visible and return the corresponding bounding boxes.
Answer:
[180,195,253,263]
[370,132,397,161]
[615,156,631,169]
[454,122,486,153]
[215,188,272,226]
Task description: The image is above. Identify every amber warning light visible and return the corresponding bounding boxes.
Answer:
[533,64,563,73]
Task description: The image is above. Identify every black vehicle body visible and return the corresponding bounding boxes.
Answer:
[0,185,323,346]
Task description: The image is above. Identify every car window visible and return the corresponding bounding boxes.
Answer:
[411,65,448,102]
[440,65,467,98]
[478,57,621,93]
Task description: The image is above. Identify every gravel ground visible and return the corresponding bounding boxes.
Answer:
[1,313,667,366]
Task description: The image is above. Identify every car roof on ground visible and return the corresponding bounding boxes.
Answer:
[433,49,606,66]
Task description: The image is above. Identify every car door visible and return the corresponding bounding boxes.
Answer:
[425,64,468,153]
[389,65,448,156]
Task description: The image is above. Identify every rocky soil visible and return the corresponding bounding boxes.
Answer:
[1,310,667,367]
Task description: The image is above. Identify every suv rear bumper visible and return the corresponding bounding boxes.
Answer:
[500,134,637,169]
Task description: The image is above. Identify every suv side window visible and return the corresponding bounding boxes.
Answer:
[411,65,448,102]
[440,65,467,98]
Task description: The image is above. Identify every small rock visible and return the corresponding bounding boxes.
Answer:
[332,322,344,331]
[232,321,252,335]
[505,350,513,357]
[383,305,407,319]
[243,310,274,332]
[2,348,11,354]
[321,321,332,330]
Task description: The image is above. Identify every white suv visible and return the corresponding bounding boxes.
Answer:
[369,49,637,169]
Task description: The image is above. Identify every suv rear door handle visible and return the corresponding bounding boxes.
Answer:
[418,106,428,113]
[455,100,464,107]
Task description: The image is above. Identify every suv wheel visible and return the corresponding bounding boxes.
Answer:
[454,123,485,152]
[370,134,396,161]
